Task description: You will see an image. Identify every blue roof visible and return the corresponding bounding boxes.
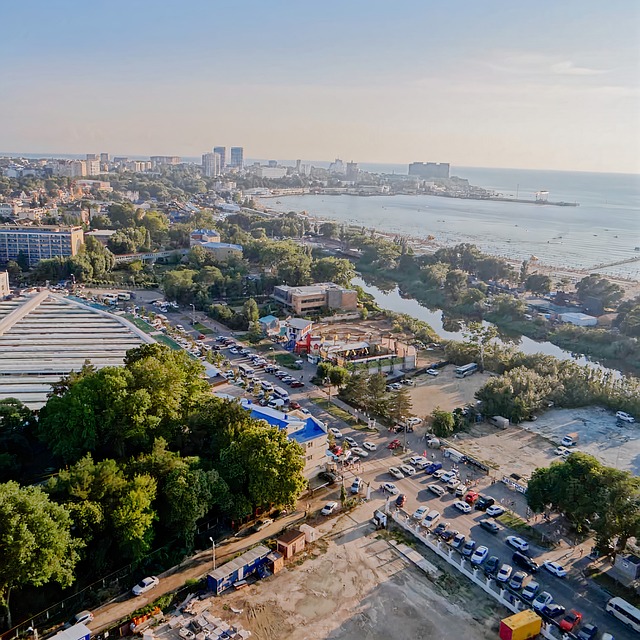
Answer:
[201,241,243,250]
[241,400,326,442]
[289,417,327,444]
[259,315,279,324]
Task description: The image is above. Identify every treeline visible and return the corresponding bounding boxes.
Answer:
[444,340,640,422]
[0,345,306,628]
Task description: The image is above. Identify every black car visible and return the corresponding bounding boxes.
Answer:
[512,551,539,573]
[576,624,598,640]
[433,523,447,537]
[319,471,337,484]
[475,496,496,511]
[440,529,457,542]
[396,494,407,508]
[484,555,500,575]
[480,519,500,534]
[540,603,566,619]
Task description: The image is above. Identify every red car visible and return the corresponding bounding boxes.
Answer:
[290,381,304,388]
[289,401,301,410]
[559,610,582,632]
[388,439,401,450]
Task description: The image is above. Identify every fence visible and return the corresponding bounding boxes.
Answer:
[389,509,563,640]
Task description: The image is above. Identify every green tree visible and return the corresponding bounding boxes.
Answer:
[386,387,413,424]
[463,322,498,372]
[525,274,553,295]
[431,408,455,438]
[445,269,468,303]
[576,274,624,308]
[0,482,82,628]
[328,366,350,387]
[319,222,338,238]
[243,298,259,323]
[310,257,355,287]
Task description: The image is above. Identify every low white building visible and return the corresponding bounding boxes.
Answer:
[559,312,598,327]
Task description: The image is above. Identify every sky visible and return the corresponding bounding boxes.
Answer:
[1,0,639,173]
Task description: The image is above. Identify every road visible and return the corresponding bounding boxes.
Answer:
[126,297,633,640]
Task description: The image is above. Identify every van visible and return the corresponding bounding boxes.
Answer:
[423,510,441,528]
[260,380,274,392]
[424,461,443,475]
[273,386,290,401]
[268,398,286,410]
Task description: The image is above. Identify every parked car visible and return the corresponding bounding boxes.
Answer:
[412,505,429,520]
[461,540,476,557]
[455,485,466,498]
[319,471,338,484]
[426,369,439,376]
[363,441,377,451]
[576,624,598,640]
[428,484,445,497]
[521,581,540,601]
[440,470,458,483]
[388,439,402,450]
[253,518,274,532]
[329,428,343,438]
[496,564,513,583]
[389,466,404,480]
[532,591,554,612]
[559,610,582,632]
[289,380,304,388]
[399,464,416,476]
[446,479,461,492]
[470,545,489,565]
[485,505,505,517]
[409,455,428,466]
[453,500,472,514]
[383,482,399,495]
[395,494,407,508]
[540,603,566,619]
[474,496,496,511]
[321,501,338,516]
[440,528,457,542]
[480,519,500,534]
[484,555,500,575]
[512,552,539,573]
[505,535,529,552]
[432,469,446,479]
[432,523,447,537]
[508,570,528,590]
[344,437,358,447]
[464,491,479,505]
[542,560,567,577]
[132,576,160,596]
[616,410,635,423]
[67,611,94,627]
[423,510,441,528]
[350,477,362,494]
[351,447,369,458]
[451,533,466,550]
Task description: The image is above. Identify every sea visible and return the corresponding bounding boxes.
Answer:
[268,166,640,281]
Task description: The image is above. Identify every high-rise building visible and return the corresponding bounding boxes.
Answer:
[0,225,84,266]
[230,147,244,169]
[213,147,226,170]
[100,153,110,163]
[346,162,359,181]
[202,152,222,177]
[150,156,181,168]
[408,162,450,179]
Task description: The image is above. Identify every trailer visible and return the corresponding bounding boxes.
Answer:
[207,545,270,595]
[48,624,91,640]
[489,416,509,430]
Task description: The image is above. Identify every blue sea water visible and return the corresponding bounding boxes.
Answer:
[270,166,640,280]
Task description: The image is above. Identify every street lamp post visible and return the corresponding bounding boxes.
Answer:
[209,536,216,570]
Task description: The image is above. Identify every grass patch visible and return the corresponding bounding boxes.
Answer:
[497,511,555,549]
[123,313,154,334]
[589,568,640,606]
[310,397,359,426]
[275,353,302,369]
[193,322,213,334]
[155,334,182,350]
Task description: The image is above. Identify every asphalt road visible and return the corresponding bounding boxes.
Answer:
[146,303,633,640]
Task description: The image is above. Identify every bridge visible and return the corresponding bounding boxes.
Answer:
[113,249,189,264]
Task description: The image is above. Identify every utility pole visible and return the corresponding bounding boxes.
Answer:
[190,303,196,325]
[209,537,216,570]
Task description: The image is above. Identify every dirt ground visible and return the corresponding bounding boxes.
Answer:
[201,512,499,640]
[407,367,491,420]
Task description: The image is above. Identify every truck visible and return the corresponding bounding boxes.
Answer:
[489,416,509,430]
[372,510,388,529]
[561,432,579,447]
[499,610,541,640]
[268,398,286,410]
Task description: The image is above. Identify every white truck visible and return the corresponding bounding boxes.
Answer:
[561,432,579,447]
[489,416,509,430]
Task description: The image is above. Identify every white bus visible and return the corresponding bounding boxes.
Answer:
[455,362,479,378]
[238,364,255,377]
[273,386,290,401]
[605,596,640,632]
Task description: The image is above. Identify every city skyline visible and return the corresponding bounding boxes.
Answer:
[1,0,638,174]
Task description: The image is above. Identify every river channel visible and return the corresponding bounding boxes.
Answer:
[353,277,610,371]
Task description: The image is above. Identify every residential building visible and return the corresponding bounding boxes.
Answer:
[213,146,226,170]
[150,156,181,167]
[273,283,358,315]
[85,159,101,176]
[285,317,313,344]
[408,162,450,179]
[254,166,287,179]
[189,228,221,246]
[240,400,328,479]
[277,529,306,560]
[0,271,9,298]
[0,203,17,218]
[258,314,280,336]
[202,152,222,177]
[0,225,84,266]
[189,228,242,261]
[75,179,112,192]
[230,147,244,169]
[49,160,87,178]
[100,152,110,164]
[346,161,359,181]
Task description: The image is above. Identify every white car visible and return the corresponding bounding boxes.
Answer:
[132,576,160,596]
[412,505,429,520]
[428,483,445,497]
[432,469,446,479]
[407,417,423,426]
[409,455,428,466]
[532,591,553,611]
[554,446,569,456]
[351,447,369,458]
[506,535,529,552]
[329,428,343,439]
[426,369,440,376]
[399,464,416,476]
[362,441,377,451]
[383,482,399,495]
[616,410,635,423]
[440,471,458,483]
[470,546,489,565]
[496,564,513,583]
[389,466,405,480]
[486,505,505,517]
[344,436,358,447]
[542,561,568,578]
[321,501,338,516]
[453,500,472,513]
[390,383,402,390]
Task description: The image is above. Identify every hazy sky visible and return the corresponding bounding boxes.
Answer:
[2,0,639,173]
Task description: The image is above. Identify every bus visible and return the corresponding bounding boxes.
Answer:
[455,363,478,378]
[238,364,255,378]
[605,597,640,632]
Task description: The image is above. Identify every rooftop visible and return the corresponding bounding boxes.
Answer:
[286,317,313,329]
[0,291,154,409]
[200,241,243,250]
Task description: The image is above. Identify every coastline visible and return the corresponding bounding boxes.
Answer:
[254,196,640,298]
